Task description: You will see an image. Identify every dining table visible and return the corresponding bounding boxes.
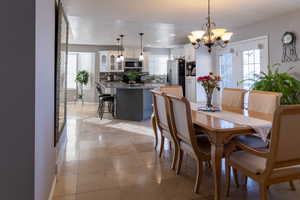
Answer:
[190,103,273,200]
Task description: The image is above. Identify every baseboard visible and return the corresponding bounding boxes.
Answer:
[48,176,57,200]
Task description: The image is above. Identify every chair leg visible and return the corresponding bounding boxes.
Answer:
[169,140,172,151]
[159,135,165,158]
[99,101,104,119]
[111,101,115,118]
[225,160,231,197]
[259,184,268,200]
[171,143,179,170]
[233,168,240,188]
[289,181,296,191]
[176,150,183,175]
[151,114,158,150]
[194,159,203,193]
[244,176,248,186]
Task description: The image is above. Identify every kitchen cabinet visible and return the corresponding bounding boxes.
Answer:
[184,44,196,62]
[99,51,109,72]
[99,51,124,72]
[185,76,197,102]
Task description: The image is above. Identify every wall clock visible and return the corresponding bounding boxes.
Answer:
[282,32,299,63]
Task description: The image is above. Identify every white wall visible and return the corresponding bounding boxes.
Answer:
[230,9,300,79]
[35,0,57,199]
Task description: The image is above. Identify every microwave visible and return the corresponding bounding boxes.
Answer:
[124,59,143,68]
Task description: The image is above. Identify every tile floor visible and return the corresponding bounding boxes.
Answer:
[53,103,300,200]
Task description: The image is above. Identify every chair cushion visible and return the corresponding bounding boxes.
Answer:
[230,151,300,179]
[235,135,267,149]
[230,151,267,175]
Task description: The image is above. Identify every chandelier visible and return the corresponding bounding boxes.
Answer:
[188,0,233,53]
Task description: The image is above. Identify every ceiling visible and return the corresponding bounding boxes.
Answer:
[63,0,300,48]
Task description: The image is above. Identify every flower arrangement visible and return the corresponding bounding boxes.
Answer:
[197,72,221,108]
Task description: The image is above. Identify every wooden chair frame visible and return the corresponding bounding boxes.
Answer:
[165,94,211,193]
[226,105,300,200]
[151,90,180,170]
[221,88,247,109]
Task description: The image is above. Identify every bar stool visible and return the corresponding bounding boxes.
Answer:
[96,83,115,119]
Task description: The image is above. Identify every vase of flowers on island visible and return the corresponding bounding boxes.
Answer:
[197,72,221,109]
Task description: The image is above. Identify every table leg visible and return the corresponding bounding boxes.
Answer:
[211,143,224,200]
[151,113,158,149]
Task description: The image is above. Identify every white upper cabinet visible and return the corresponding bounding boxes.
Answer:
[184,44,196,62]
[99,51,109,72]
[99,51,124,72]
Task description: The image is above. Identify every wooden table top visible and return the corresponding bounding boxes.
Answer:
[191,104,273,134]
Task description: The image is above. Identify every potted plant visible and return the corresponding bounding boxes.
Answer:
[126,72,140,84]
[243,64,300,105]
[75,70,89,104]
[197,72,221,109]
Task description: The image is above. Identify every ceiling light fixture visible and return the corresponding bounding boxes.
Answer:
[120,34,125,62]
[116,38,121,63]
[139,33,144,61]
[188,0,233,53]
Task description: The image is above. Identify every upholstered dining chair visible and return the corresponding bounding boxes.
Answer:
[221,88,247,108]
[151,90,179,170]
[165,94,215,193]
[151,86,183,150]
[248,90,282,114]
[226,105,300,200]
[236,91,282,147]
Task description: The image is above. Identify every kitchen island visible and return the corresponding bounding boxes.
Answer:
[99,82,164,121]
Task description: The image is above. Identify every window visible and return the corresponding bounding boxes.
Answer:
[67,53,77,89]
[242,49,261,90]
[148,55,169,75]
[67,52,95,89]
[219,53,234,89]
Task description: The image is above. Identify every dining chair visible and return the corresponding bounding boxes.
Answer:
[151,90,179,170]
[248,90,282,114]
[226,105,300,200]
[151,86,183,150]
[165,94,215,193]
[235,90,282,149]
[221,88,247,108]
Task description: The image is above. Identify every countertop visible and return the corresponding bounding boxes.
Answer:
[99,81,165,89]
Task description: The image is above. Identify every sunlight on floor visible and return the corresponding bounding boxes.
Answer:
[106,122,154,137]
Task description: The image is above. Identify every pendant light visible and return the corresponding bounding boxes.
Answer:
[187,0,233,53]
[120,34,125,62]
[139,33,144,61]
[116,38,121,63]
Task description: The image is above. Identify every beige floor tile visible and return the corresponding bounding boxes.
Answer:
[52,104,300,200]
[77,171,119,193]
[53,194,76,200]
[54,175,77,197]
[76,188,121,200]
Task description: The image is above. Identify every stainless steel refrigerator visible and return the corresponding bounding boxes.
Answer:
[167,58,186,96]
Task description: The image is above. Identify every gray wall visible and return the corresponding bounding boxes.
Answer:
[0,0,36,199]
[231,9,300,79]
[35,0,56,199]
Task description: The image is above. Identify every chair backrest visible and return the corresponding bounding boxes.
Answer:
[151,90,170,131]
[159,86,183,97]
[248,90,282,115]
[96,83,104,95]
[221,88,247,108]
[165,94,195,145]
[268,105,300,168]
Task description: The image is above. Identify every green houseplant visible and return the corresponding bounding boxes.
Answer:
[126,72,140,84]
[75,70,89,104]
[245,64,300,105]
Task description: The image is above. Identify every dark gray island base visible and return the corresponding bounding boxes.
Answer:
[99,82,164,121]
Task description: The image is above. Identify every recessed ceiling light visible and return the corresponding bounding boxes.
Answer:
[170,34,176,37]
[156,40,161,43]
